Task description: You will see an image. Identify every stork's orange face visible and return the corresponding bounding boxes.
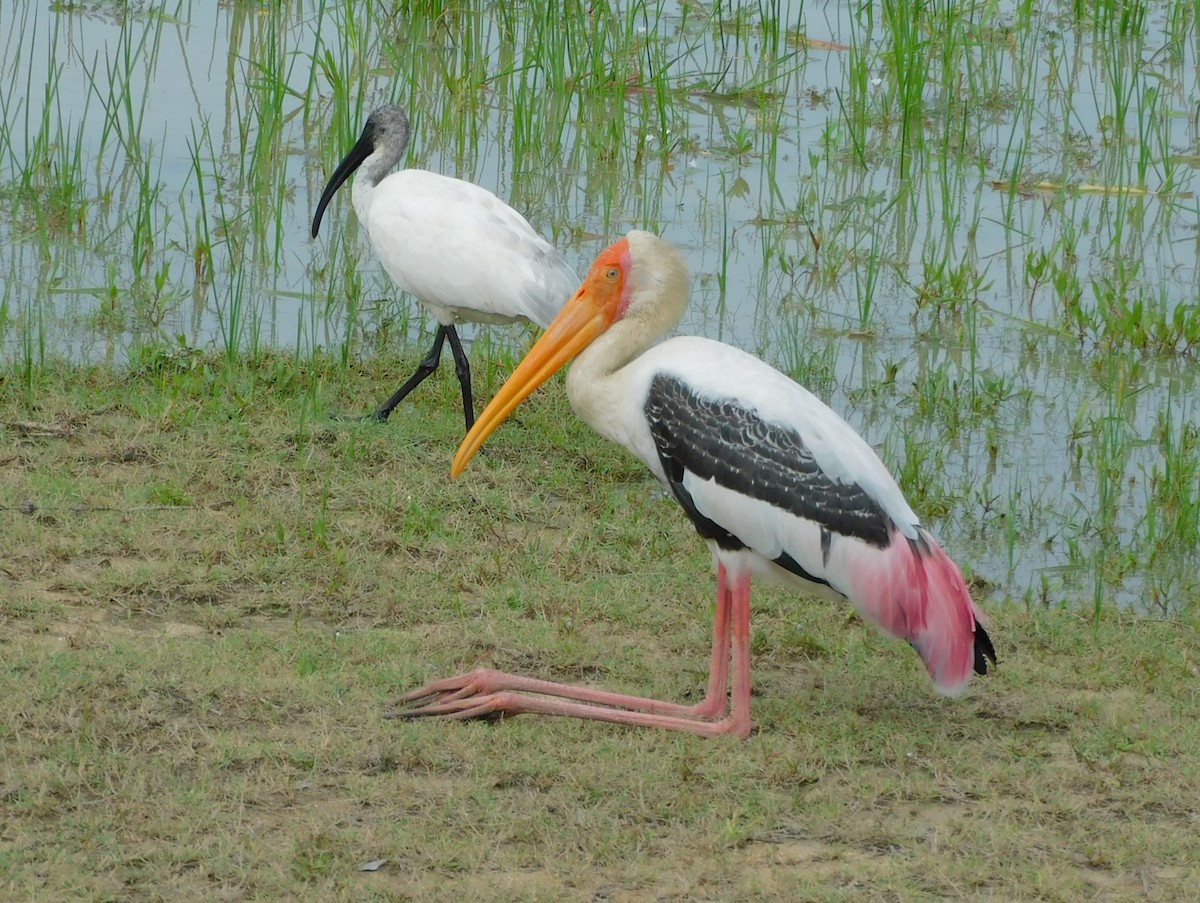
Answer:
[450,237,632,478]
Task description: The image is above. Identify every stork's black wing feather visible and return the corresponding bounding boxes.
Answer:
[644,373,891,551]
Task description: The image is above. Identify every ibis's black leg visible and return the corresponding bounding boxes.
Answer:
[444,325,475,432]
[365,325,449,422]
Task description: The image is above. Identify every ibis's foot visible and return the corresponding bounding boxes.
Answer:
[327,407,392,424]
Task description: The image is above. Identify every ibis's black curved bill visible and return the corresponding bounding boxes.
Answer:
[311,125,375,238]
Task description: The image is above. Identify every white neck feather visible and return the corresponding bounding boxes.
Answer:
[566,231,689,431]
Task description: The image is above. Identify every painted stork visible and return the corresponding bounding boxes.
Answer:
[311,105,577,428]
[393,231,995,738]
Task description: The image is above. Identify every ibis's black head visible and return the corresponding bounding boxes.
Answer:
[311,105,411,238]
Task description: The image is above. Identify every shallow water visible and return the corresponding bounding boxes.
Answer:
[2,0,1197,612]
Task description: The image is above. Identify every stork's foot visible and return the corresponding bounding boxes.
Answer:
[389,668,510,712]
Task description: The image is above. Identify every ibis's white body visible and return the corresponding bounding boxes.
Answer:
[351,168,575,330]
[311,105,576,426]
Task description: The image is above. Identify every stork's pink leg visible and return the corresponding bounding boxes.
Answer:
[726,566,752,736]
[696,561,733,717]
[392,564,732,719]
[390,566,753,738]
[393,564,734,718]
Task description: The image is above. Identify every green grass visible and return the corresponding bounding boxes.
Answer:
[2,2,1200,892]
[2,357,1199,901]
